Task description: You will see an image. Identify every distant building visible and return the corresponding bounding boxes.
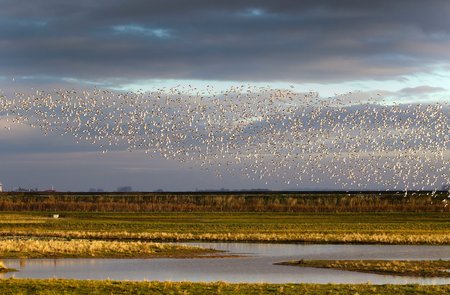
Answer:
[42,185,56,193]
[0,182,3,192]
[12,187,55,193]
[117,186,133,192]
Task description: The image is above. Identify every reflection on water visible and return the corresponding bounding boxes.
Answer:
[2,243,450,284]
[186,242,450,260]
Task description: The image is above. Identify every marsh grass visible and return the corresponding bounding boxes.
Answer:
[0,212,448,245]
[2,230,449,245]
[0,239,217,258]
[0,191,448,212]
[278,260,450,277]
[0,260,16,273]
[0,279,449,295]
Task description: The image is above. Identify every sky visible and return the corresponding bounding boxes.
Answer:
[0,0,449,191]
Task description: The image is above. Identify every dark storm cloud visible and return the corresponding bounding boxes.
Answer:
[1,1,450,83]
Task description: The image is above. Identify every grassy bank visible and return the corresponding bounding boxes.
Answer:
[277,260,450,277]
[0,279,449,295]
[0,212,449,245]
[0,239,217,258]
[0,260,16,273]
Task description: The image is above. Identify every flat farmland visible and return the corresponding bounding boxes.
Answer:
[1,211,448,245]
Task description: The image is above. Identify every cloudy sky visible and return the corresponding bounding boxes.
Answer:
[0,0,449,191]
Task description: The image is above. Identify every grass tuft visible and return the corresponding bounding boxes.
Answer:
[0,239,217,258]
[278,259,450,277]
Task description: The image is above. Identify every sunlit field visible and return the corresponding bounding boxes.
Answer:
[0,279,449,295]
[0,193,448,245]
[0,239,215,259]
[1,192,448,293]
[277,260,450,277]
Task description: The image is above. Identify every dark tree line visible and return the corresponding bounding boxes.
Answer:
[0,192,448,212]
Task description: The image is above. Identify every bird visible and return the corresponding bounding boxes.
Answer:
[0,85,448,195]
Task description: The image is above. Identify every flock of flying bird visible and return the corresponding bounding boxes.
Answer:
[0,85,449,192]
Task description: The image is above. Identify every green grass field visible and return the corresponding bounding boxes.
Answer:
[0,211,449,245]
[0,279,449,295]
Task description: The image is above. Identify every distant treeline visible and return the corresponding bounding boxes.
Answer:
[0,191,448,212]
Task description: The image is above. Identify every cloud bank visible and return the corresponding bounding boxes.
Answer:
[1,0,450,83]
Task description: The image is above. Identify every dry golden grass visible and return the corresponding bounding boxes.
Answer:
[0,260,15,273]
[0,212,448,245]
[2,229,449,245]
[0,214,46,224]
[279,259,450,277]
[1,278,450,295]
[0,239,216,258]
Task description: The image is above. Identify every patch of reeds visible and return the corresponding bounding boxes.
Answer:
[1,230,449,245]
[0,260,16,273]
[0,192,448,212]
[0,239,215,258]
[278,259,450,277]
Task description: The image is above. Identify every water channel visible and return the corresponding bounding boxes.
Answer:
[2,243,450,284]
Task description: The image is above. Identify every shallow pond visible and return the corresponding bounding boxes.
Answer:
[2,243,450,284]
